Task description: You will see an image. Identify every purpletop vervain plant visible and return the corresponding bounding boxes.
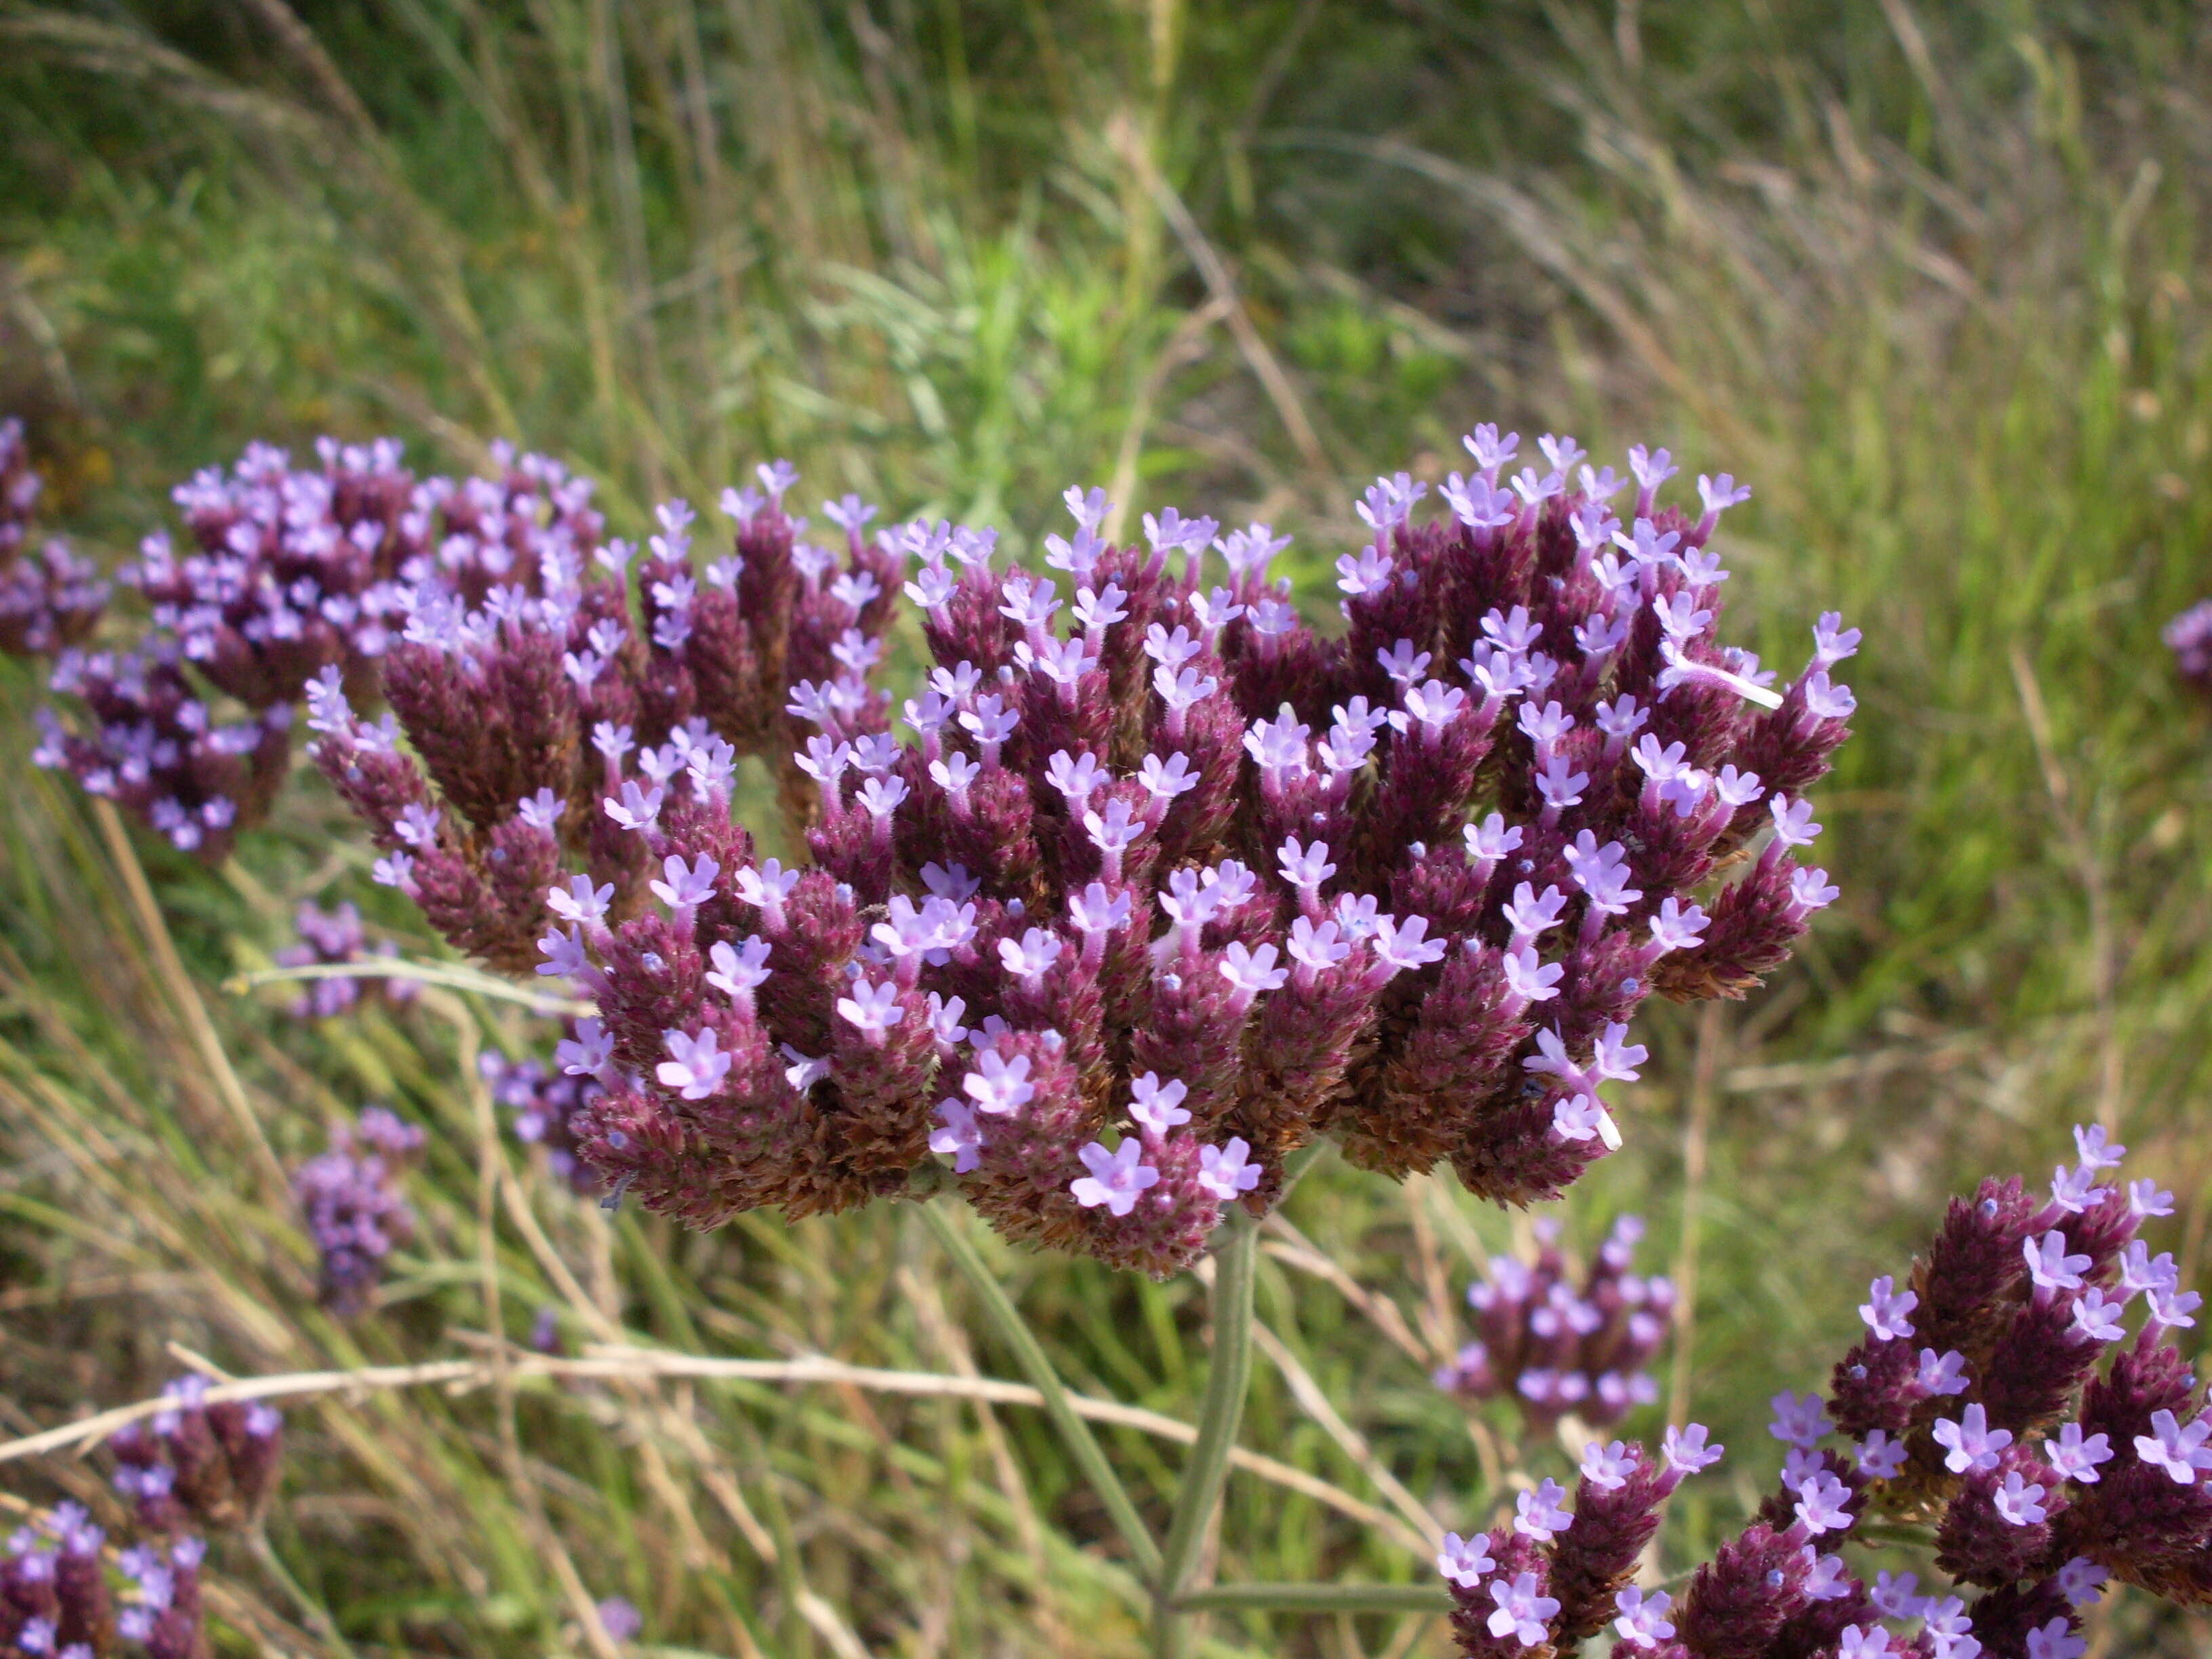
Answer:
[108,1377,284,1534]
[0,1502,208,1659]
[1437,1214,1675,1433]
[1437,1124,2204,1658]
[33,437,607,860]
[274,901,417,1020]
[291,1105,424,1315]
[0,418,109,660]
[308,430,1855,1276]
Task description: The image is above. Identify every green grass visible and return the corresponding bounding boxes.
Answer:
[6,0,2212,1653]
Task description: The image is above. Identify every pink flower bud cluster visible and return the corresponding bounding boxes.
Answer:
[0,1502,210,1659]
[33,435,608,860]
[0,417,110,658]
[108,1376,284,1534]
[319,432,1850,1276]
[1437,1213,1674,1431]
[306,464,897,971]
[274,900,417,1020]
[1441,1124,2202,1658]
[291,1105,425,1316]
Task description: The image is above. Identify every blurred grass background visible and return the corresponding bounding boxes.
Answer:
[4,0,2212,1653]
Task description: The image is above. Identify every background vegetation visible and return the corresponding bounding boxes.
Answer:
[3,0,2211,1653]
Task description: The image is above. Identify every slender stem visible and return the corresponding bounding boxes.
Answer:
[1174,1582,1452,1614]
[249,1523,363,1659]
[1151,1206,1259,1658]
[918,1201,1162,1580]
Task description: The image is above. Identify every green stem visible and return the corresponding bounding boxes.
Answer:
[918,1200,1162,1580]
[250,1523,363,1659]
[1150,1206,1259,1658]
[1174,1582,1452,1614]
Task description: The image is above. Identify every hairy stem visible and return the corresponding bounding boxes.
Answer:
[918,1200,1162,1580]
[1151,1206,1258,1658]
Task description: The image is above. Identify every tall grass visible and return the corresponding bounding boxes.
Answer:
[4,0,2212,1653]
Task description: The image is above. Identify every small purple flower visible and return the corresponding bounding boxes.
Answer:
[1612,1586,1674,1649]
[1485,1572,1560,1648]
[1917,1347,1970,1396]
[1932,1404,2011,1475]
[1195,1139,1262,1202]
[657,1028,732,1100]
[2025,1620,2086,1659]
[2045,1421,2112,1483]
[1436,1531,1494,1589]
[1793,1470,1853,1535]
[1837,1625,1892,1658]
[1070,1140,1160,1218]
[1992,1471,2048,1526]
[2135,1409,2212,1485]
[2055,1557,2106,1607]
[1579,1439,1638,1490]
[1857,1430,1907,1479]
[1513,1478,1573,1542]
[1767,1391,1829,1450]
[2023,1230,2090,1293]
[1858,1275,1917,1341]
[1663,1422,1723,1473]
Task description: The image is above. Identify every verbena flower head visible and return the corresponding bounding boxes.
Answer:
[316,433,1851,1275]
[108,1374,284,1533]
[1439,1124,2208,1657]
[0,417,108,660]
[291,1105,425,1315]
[1437,1213,1674,1431]
[35,436,611,861]
[274,900,417,1020]
[1,1500,209,1659]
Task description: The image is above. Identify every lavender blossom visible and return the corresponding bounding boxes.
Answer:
[109,1376,284,1532]
[291,1106,425,1315]
[1435,1123,2212,1656]
[274,901,417,1019]
[0,418,108,659]
[1437,1213,1674,1432]
[310,433,1852,1275]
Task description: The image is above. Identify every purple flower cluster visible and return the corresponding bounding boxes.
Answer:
[108,1376,284,1533]
[0,1502,208,1659]
[1439,1419,1725,1655]
[274,901,417,1019]
[2165,599,2212,701]
[291,1105,425,1315]
[306,466,896,971]
[0,417,110,659]
[481,1031,604,1195]
[33,436,607,860]
[1440,1124,2203,1658]
[1437,1213,1675,1431]
[310,434,1851,1274]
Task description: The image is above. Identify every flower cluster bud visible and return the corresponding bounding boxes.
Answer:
[33,436,609,859]
[315,433,1850,1275]
[0,417,108,659]
[291,1105,424,1315]
[1437,1213,1674,1431]
[306,463,896,970]
[0,1501,209,1659]
[108,1377,284,1533]
[1439,1122,2200,1659]
[481,1029,605,1195]
[274,900,417,1019]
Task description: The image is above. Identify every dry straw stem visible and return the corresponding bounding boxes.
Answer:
[0,1344,1412,1541]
